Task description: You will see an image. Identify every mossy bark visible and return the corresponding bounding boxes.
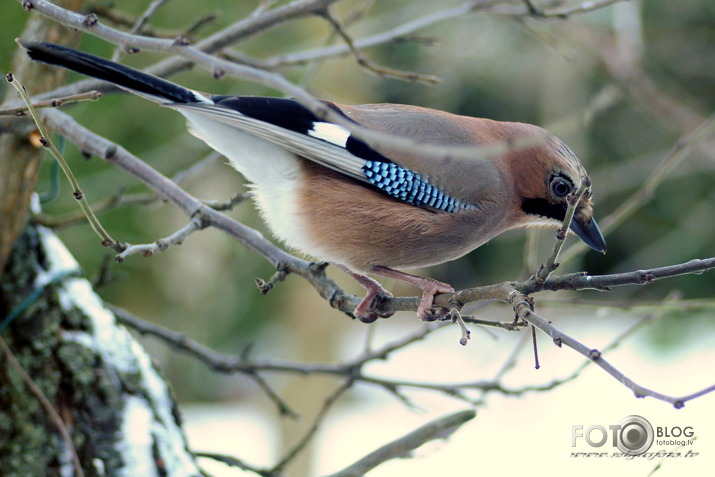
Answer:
[0,224,201,476]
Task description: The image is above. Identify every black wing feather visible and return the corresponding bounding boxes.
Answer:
[212,96,390,163]
[21,40,199,104]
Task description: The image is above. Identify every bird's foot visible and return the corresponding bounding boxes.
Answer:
[353,287,394,323]
[369,265,454,321]
[414,279,455,321]
[336,264,395,323]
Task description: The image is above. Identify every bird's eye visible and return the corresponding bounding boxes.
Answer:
[550,176,572,198]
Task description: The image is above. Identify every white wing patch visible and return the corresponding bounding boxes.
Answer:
[171,103,367,181]
[308,122,350,147]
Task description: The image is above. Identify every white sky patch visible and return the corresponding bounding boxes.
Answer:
[308,122,350,147]
[36,226,200,477]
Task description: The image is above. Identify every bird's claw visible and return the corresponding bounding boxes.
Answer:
[415,280,454,321]
[418,307,451,321]
[354,290,394,323]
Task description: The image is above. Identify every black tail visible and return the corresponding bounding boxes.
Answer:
[20,40,200,104]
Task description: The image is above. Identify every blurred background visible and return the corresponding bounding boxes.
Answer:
[1,0,714,475]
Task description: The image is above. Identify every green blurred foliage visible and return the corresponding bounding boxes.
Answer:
[3,0,715,399]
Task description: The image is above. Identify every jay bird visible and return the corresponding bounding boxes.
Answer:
[21,41,606,322]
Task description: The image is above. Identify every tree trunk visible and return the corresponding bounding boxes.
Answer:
[1,6,204,472]
[0,223,202,477]
[0,0,85,278]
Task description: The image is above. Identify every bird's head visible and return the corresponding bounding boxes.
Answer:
[503,127,607,254]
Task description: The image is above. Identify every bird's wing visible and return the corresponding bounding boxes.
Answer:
[172,96,475,213]
[21,41,474,213]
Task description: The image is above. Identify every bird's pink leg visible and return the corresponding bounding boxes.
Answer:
[370,265,454,321]
[335,265,394,322]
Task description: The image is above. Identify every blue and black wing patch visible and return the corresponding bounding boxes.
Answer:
[362,161,472,213]
[206,96,475,213]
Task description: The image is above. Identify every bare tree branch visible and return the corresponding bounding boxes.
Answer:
[524,0,631,18]
[0,89,101,116]
[10,0,567,164]
[115,214,206,261]
[272,379,355,473]
[323,410,476,477]
[509,291,715,408]
[319,7,441,85]
[520,257,715,294]
[27,106,715,409]
[263,0,493,68]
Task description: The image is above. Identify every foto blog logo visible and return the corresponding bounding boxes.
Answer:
[572,415,655,456]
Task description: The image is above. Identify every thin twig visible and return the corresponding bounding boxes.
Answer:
[33,191,153,229]
[115,214,206,262]
[449,308,471,346]
[202,192,251,211]
[518,256,715,295]
[15,0,561,165]
[114,304,444,377]
[130,0,171,34]
[536,176,591,281]
[522,295,715,313]
[531,325,540,369]
[248,371,300,419]
[492,332,531,382]
[460,315,523,331]
[111,0,172,60]
[194,451,276,477]
[448,257,715,311]
[5,73,122,252]
[272,379,355,473]
[0,90,101,116]
[170,150,224,184]
[539,304,668,391]
[509,291,715,408]
[263,0,506,68]
[320,8,441,85]
[88,4,217,40]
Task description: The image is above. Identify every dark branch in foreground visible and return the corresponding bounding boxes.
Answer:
[324,410,476,477]
[442,257,715,315]
[522,257,715,294]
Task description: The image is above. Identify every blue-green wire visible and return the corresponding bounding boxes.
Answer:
[0,269,80,334]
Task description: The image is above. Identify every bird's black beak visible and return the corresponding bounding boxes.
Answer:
[570,216,607,253]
